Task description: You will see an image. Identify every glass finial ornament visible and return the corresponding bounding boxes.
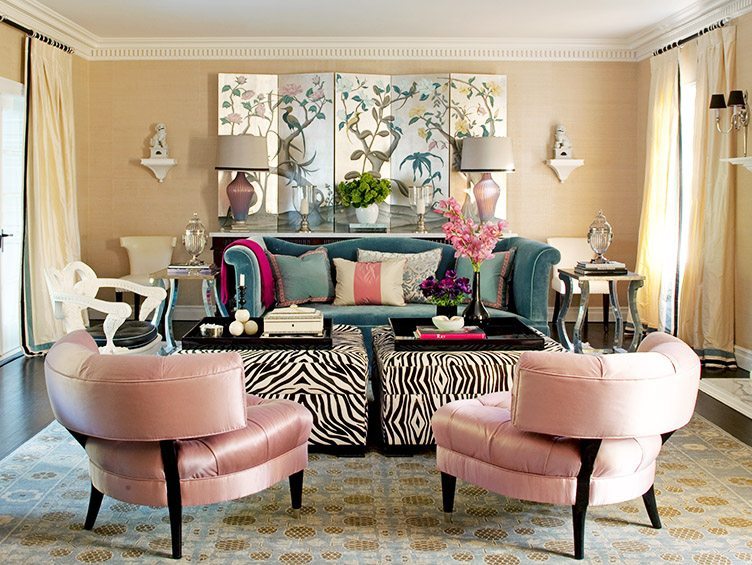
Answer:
[587,210,613,264]
[183,212,207,265]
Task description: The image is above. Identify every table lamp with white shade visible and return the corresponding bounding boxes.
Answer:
[459,136,515,222]
[216,135,269,229]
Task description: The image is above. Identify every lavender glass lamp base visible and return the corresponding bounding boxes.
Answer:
[227,172,254,224]
[473,172,500,222]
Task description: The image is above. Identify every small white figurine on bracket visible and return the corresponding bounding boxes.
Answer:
[149,123,169,158]
[553,125,573,159]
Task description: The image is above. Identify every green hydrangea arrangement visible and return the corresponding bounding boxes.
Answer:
[336,172,391,208]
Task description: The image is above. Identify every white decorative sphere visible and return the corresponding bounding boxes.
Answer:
[244,320,259,336]
[229,320,245,336]
[234,309,251,323]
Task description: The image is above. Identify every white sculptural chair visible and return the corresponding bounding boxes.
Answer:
[547,237,610,332]
[116,236,176,316]
[46,261,167,355]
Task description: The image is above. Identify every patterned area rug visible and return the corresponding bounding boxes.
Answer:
[1,416,751,564]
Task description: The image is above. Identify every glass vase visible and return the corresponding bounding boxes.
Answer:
[463,270,490,326]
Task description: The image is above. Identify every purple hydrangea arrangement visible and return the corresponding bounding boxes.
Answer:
[419,270,471,307]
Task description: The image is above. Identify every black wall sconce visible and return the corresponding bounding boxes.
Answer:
[710,90,749,157]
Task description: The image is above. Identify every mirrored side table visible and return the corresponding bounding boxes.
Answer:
[556,268,645,354]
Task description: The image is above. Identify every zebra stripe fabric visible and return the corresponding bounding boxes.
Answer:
[179,325,369,447]
[373,326,565,447]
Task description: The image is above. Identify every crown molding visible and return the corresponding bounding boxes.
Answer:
[631,0,752,60]
[86,37,635,62]
[1,0,751,63]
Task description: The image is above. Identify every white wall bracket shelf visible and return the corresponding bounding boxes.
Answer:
[141,158,177,182]
[721,156,752,173]
[545,159,584,182]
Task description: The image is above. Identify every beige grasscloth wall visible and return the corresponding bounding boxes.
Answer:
[73,58,643,307]
[0,25,25,83]
[736,11,752,351]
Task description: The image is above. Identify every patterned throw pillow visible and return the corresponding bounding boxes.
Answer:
[357,248,442,303]
[456,248,516,310]
[268,247,334,307]
[333,258,406,306]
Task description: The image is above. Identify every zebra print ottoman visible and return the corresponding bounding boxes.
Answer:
[372,326,565,447]
[179,325,369,449]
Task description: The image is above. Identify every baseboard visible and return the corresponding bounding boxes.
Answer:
[735,345,752,372]
[699,379,752,419]
[548,306,628,323]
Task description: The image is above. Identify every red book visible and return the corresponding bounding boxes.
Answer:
[414,326,487,340]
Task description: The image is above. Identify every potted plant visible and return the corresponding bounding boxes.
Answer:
[419,270,471,318]
[336,172,391,224]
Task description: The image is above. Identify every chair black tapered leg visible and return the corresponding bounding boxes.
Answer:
[133,294,142,320]
[571,438,601,560]
[572,504,587,560]
[115,290,123,303]
[642,484,662,529]
[440,472,457,513]
[84,483,104,530]
[289,470,304,509]
[160,440,183,560]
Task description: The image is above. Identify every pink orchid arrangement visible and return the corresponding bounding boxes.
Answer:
[435,197,509,272]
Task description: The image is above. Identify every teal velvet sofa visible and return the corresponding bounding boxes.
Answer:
[223,236,560,341]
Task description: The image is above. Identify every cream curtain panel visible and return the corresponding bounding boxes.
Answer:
[22,39,81,354]
[678,27,737,368]
[634,50,681,331]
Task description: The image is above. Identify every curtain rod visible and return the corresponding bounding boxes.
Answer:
[653,18,728,56]
[0,14,73,53]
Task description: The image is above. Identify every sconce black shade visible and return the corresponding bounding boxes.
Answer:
[709,93,727,109]
[727,90,746,107]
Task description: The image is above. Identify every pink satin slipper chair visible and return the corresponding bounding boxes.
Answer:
[44,331,313,559]
[432,332,700,560]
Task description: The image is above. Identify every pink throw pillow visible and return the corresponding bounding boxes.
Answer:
[333,258,406,306]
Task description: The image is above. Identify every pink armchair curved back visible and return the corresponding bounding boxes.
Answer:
[511,332,700,439]
[43,330,313,559]
[432,331,701,560]
[45,331,247,442]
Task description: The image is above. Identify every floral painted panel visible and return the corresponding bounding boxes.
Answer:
[450,74,508,220]
[334,73,395,229]
[218,73,279,229]
[389,75,450,232]
[276,73,335,232]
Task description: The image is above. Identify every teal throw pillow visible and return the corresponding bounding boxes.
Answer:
[455,248,516,310]
[268,247,334,307]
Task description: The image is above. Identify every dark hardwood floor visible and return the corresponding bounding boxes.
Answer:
[1,321,750,461]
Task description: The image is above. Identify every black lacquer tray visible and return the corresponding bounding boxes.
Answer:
[389,317,545,352]
[181,317,332,350]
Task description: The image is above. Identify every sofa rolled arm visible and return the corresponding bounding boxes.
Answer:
[497,237,560,333]
[223,245,264,316]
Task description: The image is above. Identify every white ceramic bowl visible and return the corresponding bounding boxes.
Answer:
[431,315,465,332]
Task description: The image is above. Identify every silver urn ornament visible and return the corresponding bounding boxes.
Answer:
[183,212,207,266]
[587,210,613,264]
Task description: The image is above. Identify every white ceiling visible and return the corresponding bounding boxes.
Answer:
[25,0,720,41]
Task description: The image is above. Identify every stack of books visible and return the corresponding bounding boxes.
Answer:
[167,263,215,276]
[574,260,628,276]
[263,306,324,335]
[414,326,486,340]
